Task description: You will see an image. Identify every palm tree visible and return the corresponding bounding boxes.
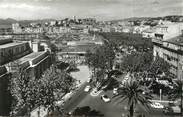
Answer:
[113,77,152,117]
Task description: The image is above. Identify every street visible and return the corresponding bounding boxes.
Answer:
[70,65,91,83]
[63,83,182,117]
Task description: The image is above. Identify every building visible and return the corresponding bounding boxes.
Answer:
[0,27,12,35]
[58,44,100,64]
[0,66,11,116]
[10,33,40,41]
[0,38,53,76]
[133,25,150,34]
[153,35,183,80]
[12,23,22,33]
[152,23,183,80]
[0,39,32,65]
[18,51,53,79]
[154,23,183,40]
[153,27,183,80]
[0,38,53,115]
[81,18,96,25]
[142,28,156,38]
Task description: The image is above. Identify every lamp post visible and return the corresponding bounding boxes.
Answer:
[181,74,183,115]
[160,89,162,101]
[181,65,183,115]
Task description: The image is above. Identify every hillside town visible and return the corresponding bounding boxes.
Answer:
[0,0,183,117]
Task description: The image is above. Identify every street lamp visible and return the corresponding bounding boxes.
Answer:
[160,89,162,101]
[181,65,183,115]
[181,74,183,115]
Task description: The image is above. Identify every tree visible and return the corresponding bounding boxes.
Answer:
[85,45,115,79]
[168,80,183,114]
[99,32,153,52]
[10,60,33,116]
[36,66,75,112]
[169,80,182,100]
[85,49,93,69]
[148,56,171,77]
[48,43,58,53]
[72,106,104,117]
[10,63,75,116]
[120,51,153,73]
[113,75,152,117]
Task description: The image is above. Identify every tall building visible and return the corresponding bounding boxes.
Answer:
[152,22,183,80]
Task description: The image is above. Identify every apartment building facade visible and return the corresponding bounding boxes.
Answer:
[152,23,183,80]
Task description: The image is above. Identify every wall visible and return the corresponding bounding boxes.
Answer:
[0,73,11,116]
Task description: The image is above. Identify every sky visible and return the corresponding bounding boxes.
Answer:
[0,0,182,20]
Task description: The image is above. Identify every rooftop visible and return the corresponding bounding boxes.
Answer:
[0,41,27,49]
[0,38,13,45]
[19,51,46,63]
[165,35,183,46]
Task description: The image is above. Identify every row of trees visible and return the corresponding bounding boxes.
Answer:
[120,52,171,77]
[99,32,153,52]
[85,44,115,82]
[86,32,181,117]
[10,63,75,116]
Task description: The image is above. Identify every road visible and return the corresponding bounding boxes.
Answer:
[70,65,91,83]
[64,82,89,112]
[63,84,182,117]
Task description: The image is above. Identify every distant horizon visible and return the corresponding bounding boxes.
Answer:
[1,15,183,22]
[0,0,182,21]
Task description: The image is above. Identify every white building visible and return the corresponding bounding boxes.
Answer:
[12,23,22,33]
[154,23,183,41]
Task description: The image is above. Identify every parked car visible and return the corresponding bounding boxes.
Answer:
[163,106,181,115]
[84,85,91,92]
[113,88,118,95]
[150,102,164,108]
[101,95,111,103]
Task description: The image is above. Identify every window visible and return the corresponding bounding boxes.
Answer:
[16,47,19,53]
[8,49,13,55]
[21,46,24,52]
[1,52,4,57]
